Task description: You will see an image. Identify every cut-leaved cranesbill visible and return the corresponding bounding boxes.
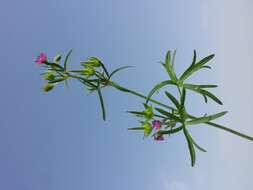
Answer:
[35,50,253,167]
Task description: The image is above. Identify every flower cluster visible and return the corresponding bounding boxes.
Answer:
[36,50,131,120]
[128,104,165,141]
[127,103,183,141]
[36,51,109,92]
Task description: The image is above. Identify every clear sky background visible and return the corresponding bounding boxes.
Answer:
[0,0,253,190]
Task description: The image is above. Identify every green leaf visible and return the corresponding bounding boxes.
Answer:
[184,83,218,89]
[171,50,177,69]
[203,94,208,103]
[97,81,106,120]
[68,70,85,74]
[180,53,215,83]
[158,125,183,135]
[186,111,227,125]
[155,108,181,122]
[199,89,222,105]
[128,127,145,130]
[184,84,223,105]
[48,77,66,83]
[44,61,64,70]
[146,80,177,103]
[127,111,145,116]
[191,50,197,67]
[127,111,165,119]
[127,110,148,118]
[183,127,196,167]
[95,60,110,78]
[64,49,73,71]
[165,91,180,109]
[183,126,206,155]
[201,65,212,69]
[109,66,132,79]
[53,54,61,63]
[191,138,207,152]
[180,88,186,109]
[162,50,177,81]
[205,122,253,141]
[77,78,97,88]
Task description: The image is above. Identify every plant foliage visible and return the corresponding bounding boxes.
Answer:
[35,50,253,166]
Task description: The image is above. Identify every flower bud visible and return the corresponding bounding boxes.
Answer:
[143,122,152,137]
[152,120,161,130]
[43,83,54,92]
[81,57,102,67]
[143,106,153,119]
[83,66,95,76]
[154,134,164,141]
[35,53,47,64]
[44,72,55,81]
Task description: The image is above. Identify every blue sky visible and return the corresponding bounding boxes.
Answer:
[0,0,253,189]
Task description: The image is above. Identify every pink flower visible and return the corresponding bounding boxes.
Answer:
[152,120,161,130]
[154,134,164,141]
[35,53,47,64]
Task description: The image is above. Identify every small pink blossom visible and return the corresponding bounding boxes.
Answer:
[152,120,161,130]
[35,53,47,64]
[154,134,164,141]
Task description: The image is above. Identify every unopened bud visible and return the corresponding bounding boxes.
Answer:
[143,122,152,137]
[83,66,95,76]
[44,72,55,81]
[81,57,102,67]
[43,83,54,92]
[143,106,153,119]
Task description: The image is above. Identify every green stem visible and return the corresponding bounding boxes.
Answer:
[57,69,176,114]
[66,73,97,88]
[108,81,175,111]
